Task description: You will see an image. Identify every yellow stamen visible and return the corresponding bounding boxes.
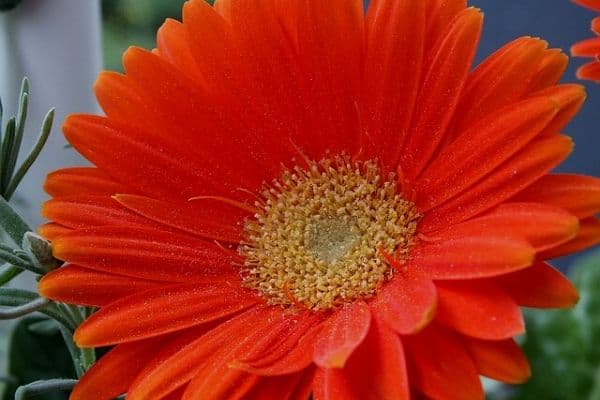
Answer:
[240,156,420,310]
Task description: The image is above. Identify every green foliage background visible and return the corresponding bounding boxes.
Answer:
[1,318,74,400]
[102,0,214,71]
[102,0,186,71]
[512,252,600,400]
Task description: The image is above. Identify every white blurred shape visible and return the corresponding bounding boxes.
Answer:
[0,0,102,227]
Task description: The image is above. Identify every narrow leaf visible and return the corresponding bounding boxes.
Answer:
[0,263,22,286]
[15,379,77,400]
[5,108,54,199]
[0,117,16,193]
[5,80,29,198]
[0,196,31,245]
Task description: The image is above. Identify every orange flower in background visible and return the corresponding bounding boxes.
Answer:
[37,0,600,399]
[572,0,600,81]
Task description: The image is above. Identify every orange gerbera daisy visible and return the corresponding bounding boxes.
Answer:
[572,0,600,81]
[38,0,600,399]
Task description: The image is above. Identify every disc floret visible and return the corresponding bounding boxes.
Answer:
[240,157,420,310]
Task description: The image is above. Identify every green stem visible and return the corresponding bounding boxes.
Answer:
[0,297,48,319]
[58,325,84,378]
[80,347,96,372]
[0,244,44,274]
[68,304,86,325]
[56,303,80,330]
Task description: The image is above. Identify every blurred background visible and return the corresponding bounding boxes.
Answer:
[0,0,598,399]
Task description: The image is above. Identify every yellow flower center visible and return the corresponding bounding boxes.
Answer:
[240,157,420,310]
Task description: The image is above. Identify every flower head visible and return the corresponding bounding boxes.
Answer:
[572,0,600,81]
[39,0,600,399]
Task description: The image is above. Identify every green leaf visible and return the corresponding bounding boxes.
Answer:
[14,379,77,400]
[4,108,54,200]
[5,80,29,198]
[511,250,600,400]
[1,317,75,400]
[0,264,22,286]
[27,319,60,336]
[0,117,15,194]
[0,196,31,245]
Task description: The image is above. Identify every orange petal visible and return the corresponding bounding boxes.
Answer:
[52,226,239,282]
[417,96,559,210]
[214,0,319,160]
[126,322,236,400]
[410,236,534,279]
[242,370,315,400]
[534,84,587,136]
[400,7,483,180]
[435,280,524,340]
[182,0,242,94]
[156,18,205,84]
[452,37,548,134]
[440,203,579,252]
[577,61,600,82]
[288,368,315,400]
[527,49,569,93]
[512,174,600,219]
[159,387,186,400]
[465,338,531,384]
[114,194,246,243]
[121,47,269,188]
[182,0,298,165]
[593,16,600,34]
[42,195,159,231]
[573,0,600,11]
[425,0,467,52]
[183,312,320,399]
[496,261,579,308]
[44,167,128,197]
[39,264,162,306]
[232,314,324,376]
[361,0,426,168]
[405,325,484,400]
[571,36,600,57]
[540,217,600,259]
[313,301,371,368]
[94,71,166,139]
[38,223,72,242]
[126,306,276,400]
[183,374,259,400]
[63,115,229,202]
[371,270,437,335]
[313,318,409,400]
[71,337,166,400]
[421,134,574,232]
[296,0,364,158]
[74,281,258,347]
